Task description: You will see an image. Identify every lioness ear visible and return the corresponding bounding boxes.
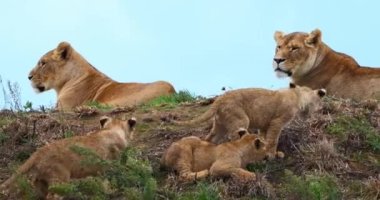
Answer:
[99,116,112,128]
[54,41,72,60]
[289,82,297,88]
[305,29,322,47]
[128,117,137,129]
[254,138,264,149]
[317,89,326,97]
[274,31,284,42]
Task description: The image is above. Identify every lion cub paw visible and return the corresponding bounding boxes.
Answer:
[266,151,285,160]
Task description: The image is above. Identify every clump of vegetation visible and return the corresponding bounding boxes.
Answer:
[50,146,157,199]
[15,175,39,200]
[0,76,23,111]
[176,181,221,200]
[327,115,380,152]
[143,90,197,109]
[280,170,341,200]
[0,131,9,144]
[85,101,113,112]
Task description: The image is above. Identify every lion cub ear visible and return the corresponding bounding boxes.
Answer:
[254,138,265,150]
[128,117,137,129]
[54,41,73,60]
[274,31,284,42]
[317,89,326,97]
[237,128,248,138]
[305,29,322,47]
[100,116,112,128]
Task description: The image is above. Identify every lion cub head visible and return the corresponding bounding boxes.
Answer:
[290,83,326,116]
[28,42,75,93]
[273,29,322,78]
[99,115,137,140]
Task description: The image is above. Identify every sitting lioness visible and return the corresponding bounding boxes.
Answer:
[28,42,176,110]
[161,129,267,182]
[177,84,326,159]
[273,29,380,101]
[0,116,136,199]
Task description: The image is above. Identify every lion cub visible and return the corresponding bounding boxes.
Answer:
[178,83,326,159]
[0,116,136,199]
[161,129,267,182]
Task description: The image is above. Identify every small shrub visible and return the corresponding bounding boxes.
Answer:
[143,90,197,109]
[327,115,380,152]
[16,175,38,200]
[0,132,9,144]
[23,101,33,112]
[49,177,106,199]
[85,101,113,111]
[63,130,74,138]
[178,182,221,200]
[281,170,341,200]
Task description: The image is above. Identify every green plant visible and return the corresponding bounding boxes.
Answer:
[177,182,221,200]
[143,90,197,109]
[49,177,106,200]
[63,130,74,138]
[85,101,113,111]
[327,115,380,152]
[23,101,33,111]
[281,170,341,200]
[15,175,38,200]
[0,132,9,144]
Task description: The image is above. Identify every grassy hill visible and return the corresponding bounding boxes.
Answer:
[0,91,379,199]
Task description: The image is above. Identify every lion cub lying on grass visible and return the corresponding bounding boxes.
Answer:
[0,116,136,199]
[161,129,267,182]
[178,83,326,159]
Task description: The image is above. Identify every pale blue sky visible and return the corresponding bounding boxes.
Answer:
[1,0,379,108]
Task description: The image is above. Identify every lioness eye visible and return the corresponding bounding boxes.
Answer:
[39,61,46,66]
[277,45,281,49]
[291,46,299,51]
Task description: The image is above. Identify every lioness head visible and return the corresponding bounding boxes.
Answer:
[28,42,74,93]
[99,116,137,139]
[273,29,322,78]
[290,83,326,115]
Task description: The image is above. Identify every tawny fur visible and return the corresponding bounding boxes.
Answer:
[273,29,380,101]
[177,85,325,159]
[160,130,267,182]
[28,42,176,110]
[0,116,136,199]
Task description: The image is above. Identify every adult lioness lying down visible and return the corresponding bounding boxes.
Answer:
[273,29,380,101]
[28,42,176,110]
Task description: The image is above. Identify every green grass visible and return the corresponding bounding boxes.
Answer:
[327,115,380,152]
[0,132,9,144]
[142,90,197,109]
[85,101,113,111]
[281,170,341,200]
[177,182,221,200]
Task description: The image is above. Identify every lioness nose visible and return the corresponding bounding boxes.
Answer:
[274,58,286,64]
[28,75,33,80]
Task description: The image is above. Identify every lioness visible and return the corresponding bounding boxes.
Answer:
[0,116,136,199]
[161,129,266,182]
[177,84,326,159]
[273,29,380,101]
[28,42,176,110]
